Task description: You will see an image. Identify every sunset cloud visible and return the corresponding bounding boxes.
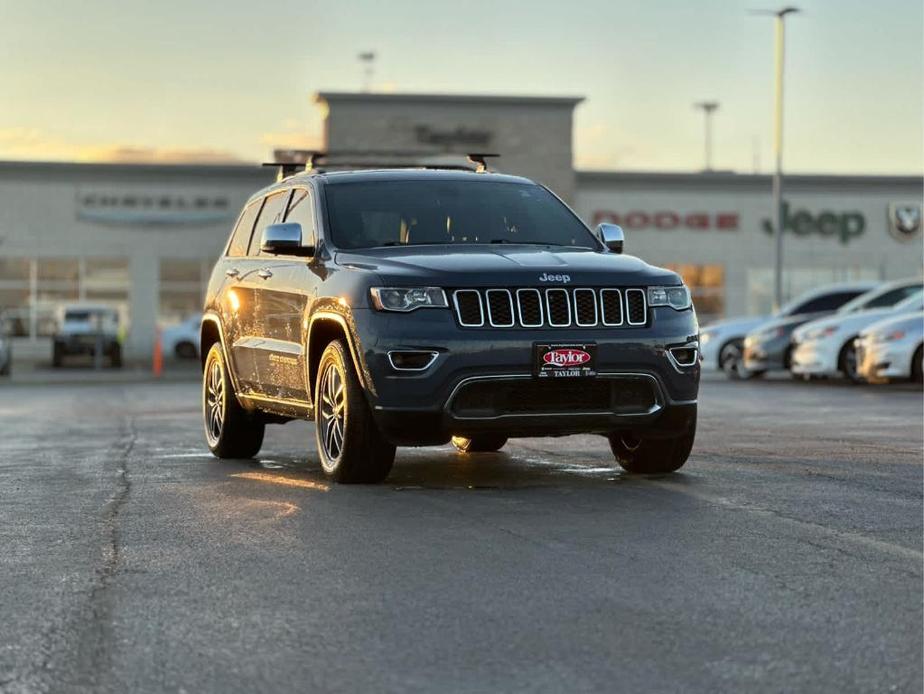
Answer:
[0,127,245,164]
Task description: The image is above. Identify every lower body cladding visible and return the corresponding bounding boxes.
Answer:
[353,307,699,446]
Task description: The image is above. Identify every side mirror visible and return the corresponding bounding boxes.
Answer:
[596,223,625,254]
[261,223,313,256]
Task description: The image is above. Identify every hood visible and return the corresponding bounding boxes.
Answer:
[335,245,680,287]
[793,307,897,341]
[747,313,822,340]
[861,311,924,339]
[701,315,772,337]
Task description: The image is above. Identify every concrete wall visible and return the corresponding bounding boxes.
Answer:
[0,162,273,359]
[318,92,582,203]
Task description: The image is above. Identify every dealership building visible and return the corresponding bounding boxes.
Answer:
[0,91,920,360]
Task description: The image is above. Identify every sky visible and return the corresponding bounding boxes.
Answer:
[0,0,921,174]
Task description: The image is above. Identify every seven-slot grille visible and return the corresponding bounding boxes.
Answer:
[451,288,647,328]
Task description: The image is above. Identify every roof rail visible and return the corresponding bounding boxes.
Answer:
[467,153,500,173]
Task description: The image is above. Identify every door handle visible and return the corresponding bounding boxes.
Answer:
[225,268,239,278]
[257,269,273,280]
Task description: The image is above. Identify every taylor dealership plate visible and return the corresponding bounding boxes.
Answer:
[534,343,597,379]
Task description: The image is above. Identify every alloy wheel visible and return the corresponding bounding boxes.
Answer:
[205,358,224,445]
[319,362,346,464]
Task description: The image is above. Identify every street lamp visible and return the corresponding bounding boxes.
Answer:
[753,6,799,311]
[693,101,719,171]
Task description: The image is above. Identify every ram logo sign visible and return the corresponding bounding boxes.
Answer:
[888,203,922,242]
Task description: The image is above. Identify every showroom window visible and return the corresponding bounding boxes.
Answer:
[665,263,725,323]
[0,257,130,338]
[159,258,212,326]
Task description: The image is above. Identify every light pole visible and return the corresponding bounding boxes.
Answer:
[358,51,376,92]
[754,7,799,311]
[693,101,719,171]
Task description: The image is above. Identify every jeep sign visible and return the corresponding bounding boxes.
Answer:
[761,202,865,245]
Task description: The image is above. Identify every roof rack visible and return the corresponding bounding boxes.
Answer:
[467,153,500,173]
[261,149,327,181]
[262,150,502,179]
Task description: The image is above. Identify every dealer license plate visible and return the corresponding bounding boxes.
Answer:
[534,343,597,379]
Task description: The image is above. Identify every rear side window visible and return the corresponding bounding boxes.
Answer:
[796,291,863,314]
[248,191,290,256]
[284,188,316,243]
[226,201,262,257]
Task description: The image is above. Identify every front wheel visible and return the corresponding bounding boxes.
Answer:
[203,343,264,458]
[838,341,862,384]
[608,413,696,474]
[451,435,508,453]
[912,345,923,383]
[315,340,395,483]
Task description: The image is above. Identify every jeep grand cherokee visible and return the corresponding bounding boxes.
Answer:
[200,166,699,483]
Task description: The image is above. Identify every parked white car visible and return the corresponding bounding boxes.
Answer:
[161,315,200,360]
[855,311,924,383]
[699,281,879,378]
[790,280,923,381]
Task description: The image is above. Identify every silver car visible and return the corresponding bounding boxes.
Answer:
[855,311,924,383]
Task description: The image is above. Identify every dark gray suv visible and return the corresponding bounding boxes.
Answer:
[200,167,700,483]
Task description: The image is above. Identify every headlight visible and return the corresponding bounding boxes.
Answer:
[804,325,838,341]
[648,285,692,310]
[369,287,448,312]
[699,331,713,345]
[877,329,906,343]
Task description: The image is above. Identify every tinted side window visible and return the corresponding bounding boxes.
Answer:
[226,201,262,257]
[248,191,290,256]
[863,285,922,309]
[284,188,316,243]
[797,291,863,313]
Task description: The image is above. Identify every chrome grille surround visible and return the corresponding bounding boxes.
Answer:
[450,287,648,328]
[485,289,515,327]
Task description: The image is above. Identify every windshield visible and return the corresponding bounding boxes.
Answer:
[836,283,923,314]
[324,180,598,250]
[891,289,924,312]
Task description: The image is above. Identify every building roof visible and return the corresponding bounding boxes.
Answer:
[577,169,924,191]
[315,91,585,107]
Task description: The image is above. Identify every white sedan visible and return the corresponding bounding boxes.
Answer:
[856,311,924,383]
[790,283,923,381]
[161,315,201,360]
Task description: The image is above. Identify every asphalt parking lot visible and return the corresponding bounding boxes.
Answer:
[0,375,921,693]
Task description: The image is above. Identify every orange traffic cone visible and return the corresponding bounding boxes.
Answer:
[153,326,163,378]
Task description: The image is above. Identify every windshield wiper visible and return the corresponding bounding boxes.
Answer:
[488,239,565,246]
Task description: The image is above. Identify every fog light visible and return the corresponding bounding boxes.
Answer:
[668,346,698,368]
[387,350,439,371]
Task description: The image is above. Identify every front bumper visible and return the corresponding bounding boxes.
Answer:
[742,336,789,372]
[789,339,840,377]
[856,339,914,381]
[352,306,700,445]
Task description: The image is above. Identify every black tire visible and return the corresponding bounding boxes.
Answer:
[109,343,123,368]
[203,343,264,458]
[451,435,508,453]
[838,340,862,384]
[608,412,696,474]
[912,345,923,383]
[315,339,395,483]
[719,339,746,380]
[175,341,198,360]
[0,360,9,377]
